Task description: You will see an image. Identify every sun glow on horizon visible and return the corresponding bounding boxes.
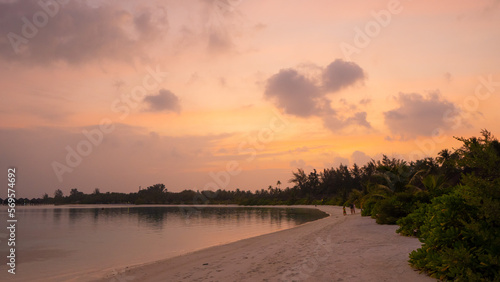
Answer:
[0,0,499,198]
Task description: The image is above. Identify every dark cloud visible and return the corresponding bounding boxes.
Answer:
[346,112,371,128]
[322,59,366,92]
[384,92,459,139]
[133,8,168,41]
[264,69,321,117]
[143,89,181,113]
[322,112,371,132]
[264,59,370,132]
[0,0,168,65]
[202,0,244,54]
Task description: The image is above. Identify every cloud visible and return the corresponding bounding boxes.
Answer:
[322,59,366,92]
[290,159,306,168]
[351,150,372,166]
[323,112,371,132]
[359,98,372,105]
[202,0,244,54]
[0,0,168,65]
[264,59,370,132]
[324,156,350,168]
[333,156,350,167]
[143,89,181,113]
[384,92,460,139]
[346,112,371,128]
[264,69,321,117]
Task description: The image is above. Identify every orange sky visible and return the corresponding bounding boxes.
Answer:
[1,0,499,198]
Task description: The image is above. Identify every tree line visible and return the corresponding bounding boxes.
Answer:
[0,132,482,210]
[0,155,447,207]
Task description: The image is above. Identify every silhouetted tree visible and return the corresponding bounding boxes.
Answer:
[54,189,64,205]
[69,188,84,203]
[54,189,63,198]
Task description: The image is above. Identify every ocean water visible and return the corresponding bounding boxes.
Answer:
[0,205,328,281]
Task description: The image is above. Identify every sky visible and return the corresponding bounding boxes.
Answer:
[1,0,500,199]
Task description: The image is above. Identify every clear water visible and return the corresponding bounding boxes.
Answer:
[0,205,327,281]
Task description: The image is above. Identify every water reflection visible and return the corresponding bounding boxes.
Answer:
[52,208,63,223]
[68,208,85,223]
[93,208,99,221]
[1,205,328,281]
[136,207,167,231]
[45,206,328,231]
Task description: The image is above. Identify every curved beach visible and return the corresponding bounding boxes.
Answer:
[97,205,433,281]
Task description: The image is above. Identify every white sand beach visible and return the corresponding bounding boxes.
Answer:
[97,205,434,282]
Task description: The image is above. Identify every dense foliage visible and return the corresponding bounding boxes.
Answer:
[395,130,500,280]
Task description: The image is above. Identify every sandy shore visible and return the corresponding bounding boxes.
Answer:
[97,205,433,282]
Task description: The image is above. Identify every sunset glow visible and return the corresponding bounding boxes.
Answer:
[1,0,499,198]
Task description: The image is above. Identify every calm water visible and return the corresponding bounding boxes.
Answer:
[0,205,328,281]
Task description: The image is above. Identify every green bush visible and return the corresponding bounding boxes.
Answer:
[407,189,500,280]
[361,197,377,217]
[372,196,406,224]
[368,191,428,225]
[323,197,337,205]
[396,191,430,214]
[396,203,430,237]
[397,131,500,280]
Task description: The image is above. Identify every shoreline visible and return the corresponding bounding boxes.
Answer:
[95,205,434,282]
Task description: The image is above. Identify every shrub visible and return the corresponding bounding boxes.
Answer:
[372,196,406,224]
[368,191,429,225]
[407,189,500,280]
[360,197,377,217]
[396,203,430,237]
[400,131,500,280]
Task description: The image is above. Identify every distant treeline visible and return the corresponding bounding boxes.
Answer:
[1,151,456,207]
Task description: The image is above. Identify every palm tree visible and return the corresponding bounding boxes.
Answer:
[373,156,413,193]
[437,149,451,165]
[268,185,274,195]
[289,168,308,192]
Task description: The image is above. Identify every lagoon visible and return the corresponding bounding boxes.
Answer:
[0,205,327,281]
